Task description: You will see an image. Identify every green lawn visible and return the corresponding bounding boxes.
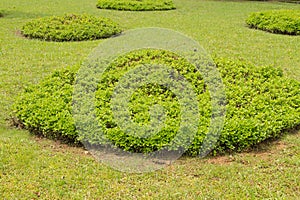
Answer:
[0,0,299,199]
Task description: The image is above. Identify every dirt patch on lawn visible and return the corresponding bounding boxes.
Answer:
[31,128,300,167]
[32,135,91,157]
[205,139,291,165]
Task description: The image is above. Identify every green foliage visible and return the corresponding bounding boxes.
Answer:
[246,10,300,35]
[12,66,78,142]
[0,10,5,17]
[21,14,122,42]
[280,0,300,3]
[86,50,206,154]
[96,0,176,11]
[2,0,300,197]
[12,50,300,155]
[214,58,300,153]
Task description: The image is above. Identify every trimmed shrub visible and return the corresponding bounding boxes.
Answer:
[246,10,300,35]
[12,50,300,155]
[21,14,122,42]
[96,0,176,11]
[12,67,77,141]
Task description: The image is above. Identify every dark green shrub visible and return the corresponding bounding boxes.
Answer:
[0,10,4,17]
[21,14,122,42]
[246,10,300,35]
[96,0,176,11]
[279,0,300,3]
[12,50,300,155]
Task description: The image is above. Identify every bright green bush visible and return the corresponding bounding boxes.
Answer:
[246,10,300,35]
[12,67,77,141]
[12,50,300,155]
[96,0,176,11]
[21,14,122,42]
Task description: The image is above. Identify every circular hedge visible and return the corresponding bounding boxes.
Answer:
[12,50,300,156]
[246,10,300,35]
[21,14,122,42]
[96,0,176,11]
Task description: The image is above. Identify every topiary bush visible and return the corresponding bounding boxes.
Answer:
[246,10,300,35]
[12,50,300,156]
[21,14,122,42]
[96,0,176,11]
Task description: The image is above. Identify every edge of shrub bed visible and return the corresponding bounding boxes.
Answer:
[21,14,122,42]
[96,0,176,11]
[246,9,300,35]
[11,51,300,156]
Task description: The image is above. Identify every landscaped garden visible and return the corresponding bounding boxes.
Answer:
[0,0,299,199]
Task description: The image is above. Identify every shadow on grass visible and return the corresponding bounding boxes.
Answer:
[210,124,300,158]
[1,10,50,19]
[11,112,300,163]
[247,125,300,153]
[0,10,6,18]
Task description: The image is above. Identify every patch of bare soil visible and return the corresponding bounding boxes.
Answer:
[15,30,25,38]
[205,140,290,165]
[32,135,91,157]
[206,155,236,165]
[31,128,299,166]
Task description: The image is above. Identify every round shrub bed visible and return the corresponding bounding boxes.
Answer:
[21,14,122,42]
[12,50,300,156]
[96,0,176,11]
[246,10,300,35]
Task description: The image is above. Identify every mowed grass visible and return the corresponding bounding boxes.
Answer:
[1,127,299,199]
[0,0,299,199]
